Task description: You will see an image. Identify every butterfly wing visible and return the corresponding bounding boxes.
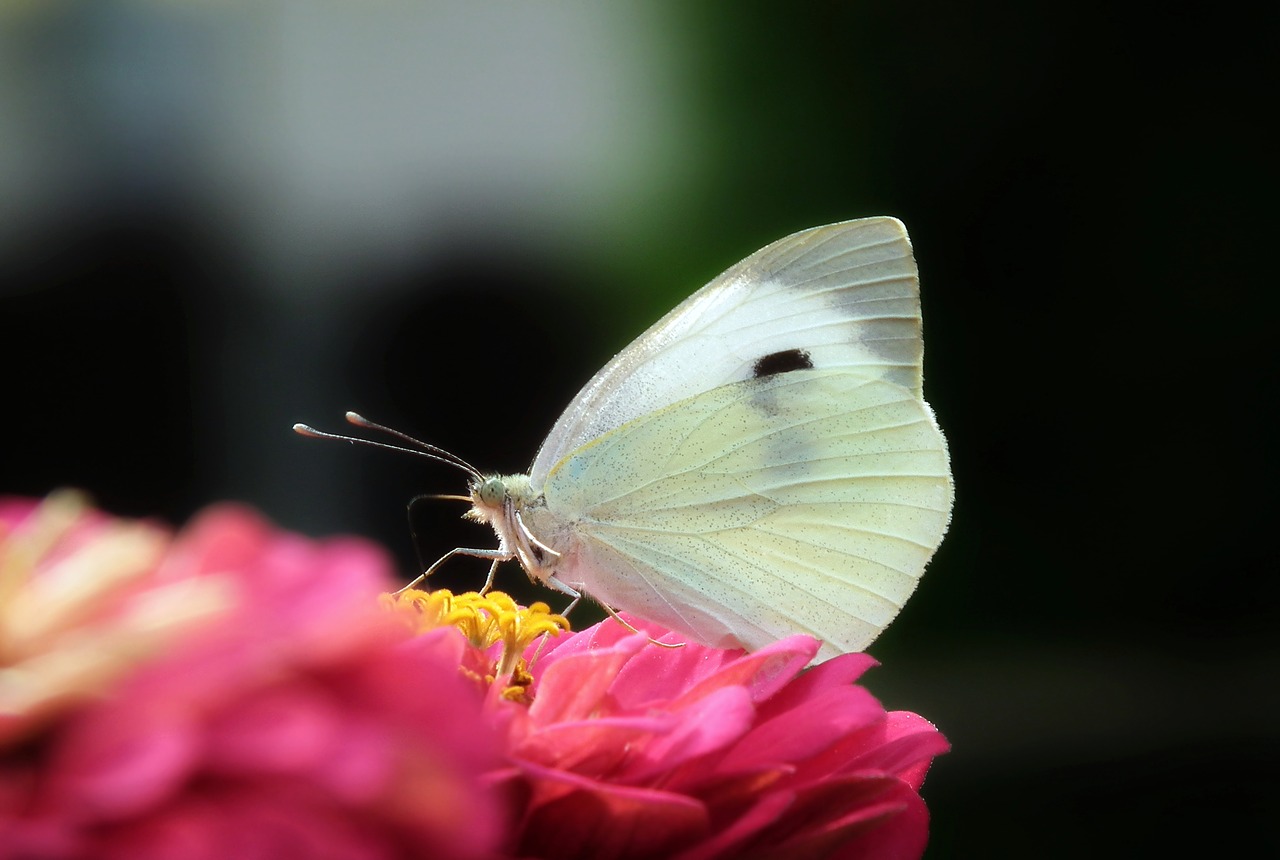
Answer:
[529,217,925,487]
[535,368,952,660]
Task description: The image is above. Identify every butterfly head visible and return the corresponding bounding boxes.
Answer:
[465,473,561,581]
[465,473,537,529]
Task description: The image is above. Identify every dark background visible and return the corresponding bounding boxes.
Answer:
[2,3,1273,856]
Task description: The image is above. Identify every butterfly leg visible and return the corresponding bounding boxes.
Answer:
[478,558,502,595]
[395,546,514,594]
[548,577,684,651]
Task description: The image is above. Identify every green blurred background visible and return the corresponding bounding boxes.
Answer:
[2,2,1273,855]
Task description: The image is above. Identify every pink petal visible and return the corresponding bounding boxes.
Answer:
[753,652,879,720]
[713,683,886,774]
[838,712,950,786]
[527,635,648,725]
[515,714,674,776]
[671,637,817,711]
[771,777,930,860]
[203,685,342,773]
[605,623,749,710]
[669,789,796,860]
[0,496,40,525]
[531,615,642,666]
[723,774,915,860]
[516,761,709,860]
[622,685,756,782]
[313,717,395,802]
[97,788,387,860]
[47,709,199,821]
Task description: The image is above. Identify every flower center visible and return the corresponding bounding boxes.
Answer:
[383,588,569,701]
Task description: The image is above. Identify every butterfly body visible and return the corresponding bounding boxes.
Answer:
[463,217,953,661]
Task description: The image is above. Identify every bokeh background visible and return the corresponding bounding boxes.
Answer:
[2,2,1273,855]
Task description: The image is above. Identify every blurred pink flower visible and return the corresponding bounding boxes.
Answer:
[1,495,946,859]
[488,616,948,860]
[0,495,500,860]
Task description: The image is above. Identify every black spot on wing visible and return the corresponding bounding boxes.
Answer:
[752,348,814,378]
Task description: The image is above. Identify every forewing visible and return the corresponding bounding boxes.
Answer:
[542,369,952,660]
[530,217,924,485]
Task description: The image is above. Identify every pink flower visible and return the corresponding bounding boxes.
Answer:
[1,495,947,859]
[486,616,948,860]
[0,495,500,860]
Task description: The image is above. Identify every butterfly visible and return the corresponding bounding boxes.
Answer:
[298,217,952,661]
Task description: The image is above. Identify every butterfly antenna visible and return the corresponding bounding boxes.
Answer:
[293,414,483,481]
[345,412,484,478]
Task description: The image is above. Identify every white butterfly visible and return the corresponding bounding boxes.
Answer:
[300,217,952,661]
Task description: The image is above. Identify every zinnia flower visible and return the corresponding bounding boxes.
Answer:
[1,494,947,859]
[483,615,948,860]
[0,494,500,859]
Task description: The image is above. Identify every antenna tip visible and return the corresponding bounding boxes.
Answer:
[293,423,319,436]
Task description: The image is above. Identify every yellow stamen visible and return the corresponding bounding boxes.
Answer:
[383,588,569,700]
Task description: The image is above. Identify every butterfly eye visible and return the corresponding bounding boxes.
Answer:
[476,477,507,507]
